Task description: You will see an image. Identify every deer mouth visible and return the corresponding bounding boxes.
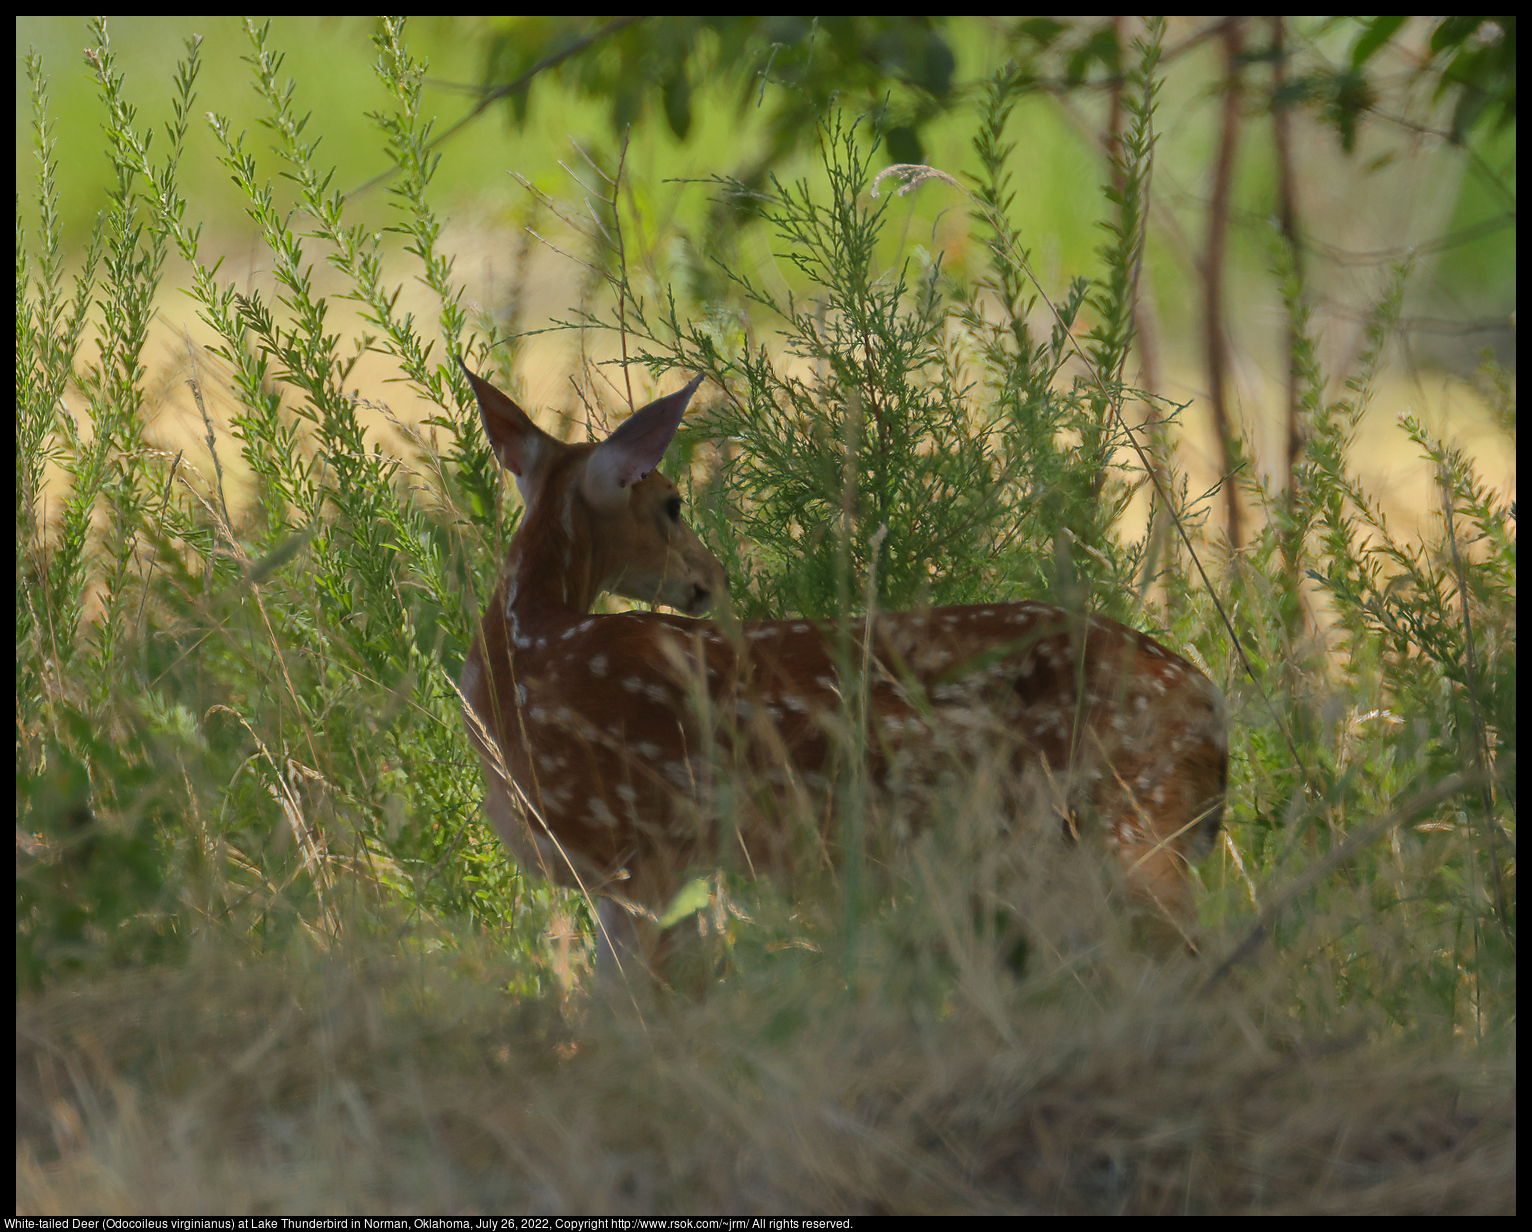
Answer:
[678,582,717,616]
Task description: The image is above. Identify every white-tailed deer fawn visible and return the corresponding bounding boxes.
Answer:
[456,360,1228,976]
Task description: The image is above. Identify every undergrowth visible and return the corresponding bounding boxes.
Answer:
[16,17,1514,1215]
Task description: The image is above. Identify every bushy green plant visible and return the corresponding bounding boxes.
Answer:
[17,20,550,992]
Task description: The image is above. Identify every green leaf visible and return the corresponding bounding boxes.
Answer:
[916,32,955,96]
[883,124,923,165]
[658,876,711,929]
[664,71,692,141]
[1351,15,1407,68]
[1015,17,1067,48]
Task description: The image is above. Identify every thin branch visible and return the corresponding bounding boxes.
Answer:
[1201,767,1496,990]
[1203,15,1244,551]
[346,15,647,199]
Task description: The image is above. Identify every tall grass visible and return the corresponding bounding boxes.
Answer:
[17,16,1513,1214]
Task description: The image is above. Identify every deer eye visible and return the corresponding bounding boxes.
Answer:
[665,495,683,522]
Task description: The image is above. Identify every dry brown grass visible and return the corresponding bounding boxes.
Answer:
[16,808,1515,1215]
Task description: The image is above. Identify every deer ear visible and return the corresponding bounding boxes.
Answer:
[582,374,705,511]
[457,355,561,499]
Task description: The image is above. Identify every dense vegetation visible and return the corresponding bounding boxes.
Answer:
[17,17,1513,1214]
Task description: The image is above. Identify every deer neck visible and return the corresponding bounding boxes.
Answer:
[498,453,612,644]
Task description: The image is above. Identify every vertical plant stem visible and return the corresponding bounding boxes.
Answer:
[1204,16,1245,550]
